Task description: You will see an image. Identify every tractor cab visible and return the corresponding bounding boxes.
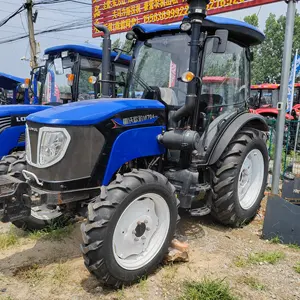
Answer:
[33,44,131,104]
[250,83,280,110]
[0,72,30,105]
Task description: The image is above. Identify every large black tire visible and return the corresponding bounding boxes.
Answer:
[81,169,179,288]
[0,151,26,176]
[211,128,268,227]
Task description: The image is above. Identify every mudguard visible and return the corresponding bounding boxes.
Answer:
[208,112,268,165]
[102,126,166,185]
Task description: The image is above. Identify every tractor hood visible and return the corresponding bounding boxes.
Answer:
[0,105,49,118]
[27,99,165,126]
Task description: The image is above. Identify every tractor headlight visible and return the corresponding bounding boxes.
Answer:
[38,127,70,167]
[25,125,31,163]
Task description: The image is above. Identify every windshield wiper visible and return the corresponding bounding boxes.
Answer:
[130,71,156,94]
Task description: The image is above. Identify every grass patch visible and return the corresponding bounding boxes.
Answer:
[15,264,43,283]
[233,256,247,268]
[52,261,70,284]
[179,278,238,300]
[234,251,285,268]
[288,243,300,250]
[0,226,25,250]
[28,224,74,241]
[239,276,266,291]
[162,264,179,284]
[248,251,285,265]
[269,236,282,244]
[293,262,300,274]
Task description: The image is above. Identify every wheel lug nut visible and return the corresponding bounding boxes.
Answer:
[144,220,148,224]
[141,236,146,240]
[134,237,139,241]
[146,227,150,231]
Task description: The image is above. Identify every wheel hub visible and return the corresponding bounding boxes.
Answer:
[237,149,264,210]
[112,193,170,270]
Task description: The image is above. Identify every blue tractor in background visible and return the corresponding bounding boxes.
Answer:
[0,44,131,176]
[0,72,30,105]
[0,0,269,287]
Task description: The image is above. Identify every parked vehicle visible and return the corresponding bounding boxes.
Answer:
[0,72,30,105]
[0,0,269,287]
[0,44,131,172]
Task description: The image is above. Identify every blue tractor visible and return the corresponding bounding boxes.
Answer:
[0,72,31,105]
[0,44,131,176]
[0,0,269,287]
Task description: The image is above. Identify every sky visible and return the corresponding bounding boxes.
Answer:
[0,0,299,78]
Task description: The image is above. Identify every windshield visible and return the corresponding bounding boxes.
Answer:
[127,34,190,106]
[42,56,74,104]
[201,39,250,112]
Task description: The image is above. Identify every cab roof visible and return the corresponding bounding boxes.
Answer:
[133,16,265,47]
[0,72,24,90]
[44,44,131,65]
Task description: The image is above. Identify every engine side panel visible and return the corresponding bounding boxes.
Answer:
[102,126,166,185]
[0,126,25,159]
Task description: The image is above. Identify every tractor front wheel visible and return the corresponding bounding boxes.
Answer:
[81,169,178,288]
[211,128,268,227]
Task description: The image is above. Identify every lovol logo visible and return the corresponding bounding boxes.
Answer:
[11,115,27,126]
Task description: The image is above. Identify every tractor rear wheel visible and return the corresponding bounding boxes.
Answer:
[81,169,178,288]
[211,128,268,227]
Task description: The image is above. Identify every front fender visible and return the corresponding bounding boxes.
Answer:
[102,126,166,185]
[0,126,25,159]
[208,113,268,165]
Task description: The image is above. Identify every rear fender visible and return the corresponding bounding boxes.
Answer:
[208,113,268,165]
[102,126,166,185]
[0,126,25,159]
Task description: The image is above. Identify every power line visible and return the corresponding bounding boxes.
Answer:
[0,4,25,28]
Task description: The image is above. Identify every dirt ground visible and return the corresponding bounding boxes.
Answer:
[0,198,299,300]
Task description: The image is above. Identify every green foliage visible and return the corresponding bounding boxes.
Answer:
[239,276,266,291]
[293,262,300,273]
[244,12,300,84]
[28,224,74,241]
[248,251,285,265]
[179,278,238,300]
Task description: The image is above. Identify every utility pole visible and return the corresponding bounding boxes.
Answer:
[25,0,38,69]
[271,0,297,195]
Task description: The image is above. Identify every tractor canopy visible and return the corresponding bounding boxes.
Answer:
[29,16,264,127]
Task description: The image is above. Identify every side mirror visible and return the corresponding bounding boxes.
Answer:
[212,29,229,54]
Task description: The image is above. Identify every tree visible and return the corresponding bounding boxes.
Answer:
[244,12,300,84]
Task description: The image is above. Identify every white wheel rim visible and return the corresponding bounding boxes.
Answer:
[31,205,62,220]
[112,193,170,270]
[238,149,264,210]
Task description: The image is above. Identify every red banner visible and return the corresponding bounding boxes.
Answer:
[92,0,281,37]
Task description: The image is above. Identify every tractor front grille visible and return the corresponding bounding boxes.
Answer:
[0,117,11,133]
[18,132,25,143]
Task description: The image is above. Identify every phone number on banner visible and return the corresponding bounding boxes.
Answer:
[208,0,245,10]
[143,5,188,23]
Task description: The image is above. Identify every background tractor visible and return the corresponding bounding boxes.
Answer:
[0,0,269,287]
[0,44,131,178]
